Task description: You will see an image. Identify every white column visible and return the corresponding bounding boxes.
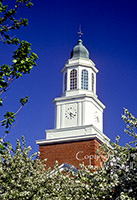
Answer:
[88,69,91,91]
[77,66,80,89]
[77,102,82,126]
[60,104,65,128]
[94,73,96,94]
[62,73,65,93]
[54,105,57,128]
[67,69,70,91]
[82,101,86,125]
[56,105,61,129]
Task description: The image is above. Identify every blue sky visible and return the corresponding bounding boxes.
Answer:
[1,0,137,153]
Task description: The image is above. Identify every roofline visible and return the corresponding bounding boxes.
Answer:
[53,93,105,110]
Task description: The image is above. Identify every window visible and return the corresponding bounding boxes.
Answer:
[92,73,94,92]
[70,69,77,90]
[50,163,78,175]
[64,72,67,91]
[81,69,88,90]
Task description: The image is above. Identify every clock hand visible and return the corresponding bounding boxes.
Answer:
[70,112,76,119]
[70,112,73,118]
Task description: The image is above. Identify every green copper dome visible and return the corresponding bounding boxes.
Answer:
[70,39,89,59]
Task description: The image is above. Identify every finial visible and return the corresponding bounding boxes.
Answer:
[78,25,83,39]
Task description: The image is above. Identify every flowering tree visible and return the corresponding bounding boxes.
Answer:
[48,109,137,200]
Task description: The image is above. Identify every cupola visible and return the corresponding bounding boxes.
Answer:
[70,39,89,59]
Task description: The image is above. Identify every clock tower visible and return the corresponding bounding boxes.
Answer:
[36,36,109,169]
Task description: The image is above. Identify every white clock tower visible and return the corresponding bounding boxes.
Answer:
[36,35,109,169]
[55,38,103,131]
[44,37,108,143]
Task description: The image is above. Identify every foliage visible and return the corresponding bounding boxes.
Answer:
[0,0,38,139]
[0,136,50,199]
[0,109,136,199]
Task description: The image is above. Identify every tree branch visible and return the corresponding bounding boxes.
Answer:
[0,104,23,124]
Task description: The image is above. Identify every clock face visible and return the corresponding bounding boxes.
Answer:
[65,106,77,120]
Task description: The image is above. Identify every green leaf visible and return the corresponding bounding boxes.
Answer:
[13,59,17,63]
[0,97,3,106]
[0,143,5,150]
[20,96,29,106]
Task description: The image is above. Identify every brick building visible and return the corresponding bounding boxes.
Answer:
[36,35,109,169]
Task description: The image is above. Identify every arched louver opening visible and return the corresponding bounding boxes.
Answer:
[92,73,94,92]
[64,72,67,91]
[81,69,88,90]
[70,69,77,90]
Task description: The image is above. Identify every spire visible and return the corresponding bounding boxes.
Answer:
[78,25,83,40]
[70,27,89,59]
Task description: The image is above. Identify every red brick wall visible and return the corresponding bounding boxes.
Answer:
[39,139,102,169]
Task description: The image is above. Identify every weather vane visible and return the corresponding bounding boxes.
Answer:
[78,25,83,39]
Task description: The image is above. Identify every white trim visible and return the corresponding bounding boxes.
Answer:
[53,93,105,110]
[36,124,110,146]
[62,58,98,74]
